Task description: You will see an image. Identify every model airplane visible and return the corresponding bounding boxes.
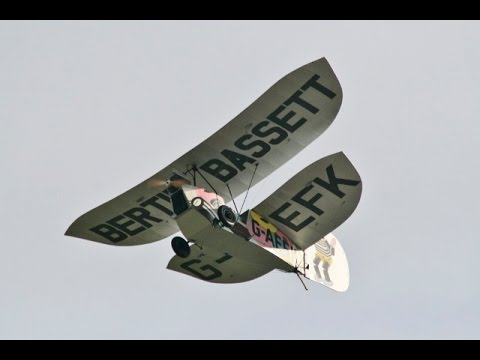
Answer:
[65,57,362,291]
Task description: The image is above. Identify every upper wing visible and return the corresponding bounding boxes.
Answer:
[251,152,362,250]
[66,57,342,246]
[189,57,343,200]
[65,188,180,246]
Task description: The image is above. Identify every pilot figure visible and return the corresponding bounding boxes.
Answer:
[312,237,336,286]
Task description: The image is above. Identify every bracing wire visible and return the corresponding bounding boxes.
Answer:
[226,183,240,215]
[193,166,218,195]
[293,256,308,291]
[239,163,258,215]
[296,271,308,291]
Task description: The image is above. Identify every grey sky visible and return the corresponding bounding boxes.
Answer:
[1,20,479,339]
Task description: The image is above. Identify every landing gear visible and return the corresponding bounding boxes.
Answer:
[171,236,190,258]
[218,205,236,228]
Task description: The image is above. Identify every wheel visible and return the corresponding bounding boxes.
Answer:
[218,205,236,228]
[171,236,191,258]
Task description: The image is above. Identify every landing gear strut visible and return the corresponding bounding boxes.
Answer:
[171,236,190,258]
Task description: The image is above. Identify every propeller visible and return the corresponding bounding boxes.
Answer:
[147,177,191,189]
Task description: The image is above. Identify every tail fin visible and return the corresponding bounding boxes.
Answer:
[304,233,349,292]
[263,232,350,292]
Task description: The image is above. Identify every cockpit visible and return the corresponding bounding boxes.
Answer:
[166,173,225,217]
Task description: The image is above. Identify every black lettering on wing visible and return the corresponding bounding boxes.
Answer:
[270,202,315,232]
[313,165,360,198]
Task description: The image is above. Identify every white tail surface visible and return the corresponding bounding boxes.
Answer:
[264,232,349,292]
[304,233,349,292]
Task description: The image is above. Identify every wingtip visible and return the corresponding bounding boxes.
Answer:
[64,227,72,237]
[64,221,76,237]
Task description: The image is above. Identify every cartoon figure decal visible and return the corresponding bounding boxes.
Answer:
[312,237,336,285]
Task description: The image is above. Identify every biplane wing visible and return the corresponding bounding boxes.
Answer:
[167,207,293,283]
[252,152,362,250]
[66,57,343,246]
[167,246,273,284]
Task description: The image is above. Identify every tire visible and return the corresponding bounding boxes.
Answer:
[171,236,191,258]
[218,205,236,228]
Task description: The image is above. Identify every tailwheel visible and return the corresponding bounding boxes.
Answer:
[171,236,191,258]
[218,205,236,228]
